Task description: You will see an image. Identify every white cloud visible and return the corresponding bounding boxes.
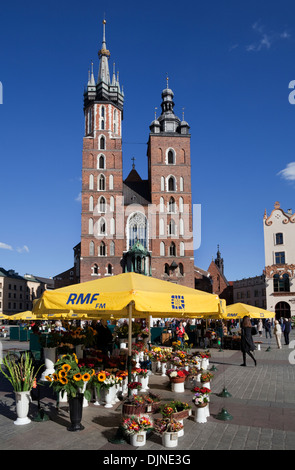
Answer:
[246,22,290,52]
[75,192,82,202]
[0,242,13,251]
[277,162,295,181]
[16,245,29,253]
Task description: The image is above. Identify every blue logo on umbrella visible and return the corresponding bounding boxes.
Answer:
[171,295,185,310]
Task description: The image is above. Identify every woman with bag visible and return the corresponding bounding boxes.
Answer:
[176,321,185,345]
[240,316,257,367]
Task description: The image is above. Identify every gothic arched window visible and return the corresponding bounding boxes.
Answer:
[98,174,106,191]
[127,212,148,250]
[167,176,176,191]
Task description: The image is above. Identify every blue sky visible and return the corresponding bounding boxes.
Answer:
[0,0,294,282]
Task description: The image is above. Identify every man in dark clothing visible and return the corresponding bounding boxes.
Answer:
[283,318,292,345]
[264,319,272,339]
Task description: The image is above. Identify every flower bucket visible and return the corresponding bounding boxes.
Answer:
[41,347,56,381]
[14,391,31,425]
[170,377,185,393]
[104,387,113,408]
[162,431,178,448]
[194,404,208,424]
[130,431,147,447]
[68,393,84,431]
[139,375,149,391]
[177,419,184,437]
[161,363,167,376]
[201,381,210,389]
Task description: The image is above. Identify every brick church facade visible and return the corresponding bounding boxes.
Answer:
[79,21,195,287]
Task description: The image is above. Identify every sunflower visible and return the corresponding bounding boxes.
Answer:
[59,376,68,385]
[53,373,58,381]
[62,364,71,373]
[97,372,106,382]
[90,368,95,376]
[73,373,82,381]
[58,370,67,379]
[73,353,78,363]
[82,373,91,382]
[45,375,52,382]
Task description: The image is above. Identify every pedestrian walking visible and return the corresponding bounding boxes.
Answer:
[265,319,272,339]
[257,319,263,338]
[283,318,292,345]
[175,321,185,345]
[273,320,282,349]
[240,315,257,367]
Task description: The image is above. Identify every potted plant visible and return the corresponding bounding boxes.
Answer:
[127,381,142,396]
[166,369,189,393]
[45,353,94,431]
[200,371,213,388]
[0,352,43,425]
[121,415,153,447]
[39,329,63,380]
[138,368,149,391]
[154,417,183,448]
[192,386,211,423]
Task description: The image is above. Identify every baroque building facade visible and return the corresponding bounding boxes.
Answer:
[263,201,295,318]
[80,21,195,287]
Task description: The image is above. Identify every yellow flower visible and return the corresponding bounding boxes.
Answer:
[59,376,68,385]
[73,353,78,363]
[73,373,82,381]
[45,375,52,382]
[53,373,58,381]
[82,373,91,382]
[62,364,71,373]
[59,370,67,379]
[97,372,106,382]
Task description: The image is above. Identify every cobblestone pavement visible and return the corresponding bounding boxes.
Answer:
[0,330,294,456]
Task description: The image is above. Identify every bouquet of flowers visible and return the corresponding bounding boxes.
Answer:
[121,415,153,435]
[200,372,213,383]
[128,381,142,391]
[138,368,149,378]
[39,329,64,348]
[45,353,94,400]
[0,352,43,392]
[153,417,183,435]
[166,369,189,379]
[192,386,211,407]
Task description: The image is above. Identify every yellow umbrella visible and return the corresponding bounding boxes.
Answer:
[225,303,275,319]
[10,311,38,321]
[0,313,9,320]
[32,272,222,318]
[32,272,222,382]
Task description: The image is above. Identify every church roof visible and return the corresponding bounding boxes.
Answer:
[123,170,151,205]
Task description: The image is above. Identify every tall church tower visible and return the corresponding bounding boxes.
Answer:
[147,80,195,287]
[80,20,125,282]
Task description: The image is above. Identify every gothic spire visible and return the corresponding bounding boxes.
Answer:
[97,19,111,85]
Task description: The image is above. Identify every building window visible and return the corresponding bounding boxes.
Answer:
[275,233,284,245]
[164,263,170,275]
[89,218,94,235]
[161,176,165,191]
[275,252,285,264]
[98,154,105,169]
[168,197,176,213]
[100,119,105,130]
[89,241,94,256]
[180,177,184,192]
[110,240,115,256]
[107,263,112,275]
[169,242,176,256]
[98,174,106,191]
[127,212,148,249]
[179,263,184,275]
[179,197,184,213]
[168,219,176,236]
[109,174,114,190]
[160,241,165,256]
[100,136,105,150]
[92,264,98,275]
[273,273,290,292]
[179,218,184,236]
[89,174,94,190]
[180,241,184,256]
[99,218,106,235]
[167,176,176,192]
[167,149,175,164]
[89,196,94,212]
[110,196,114,212]
[160,197,165,212]
[99,241,106,256]
[99,196,106,213]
